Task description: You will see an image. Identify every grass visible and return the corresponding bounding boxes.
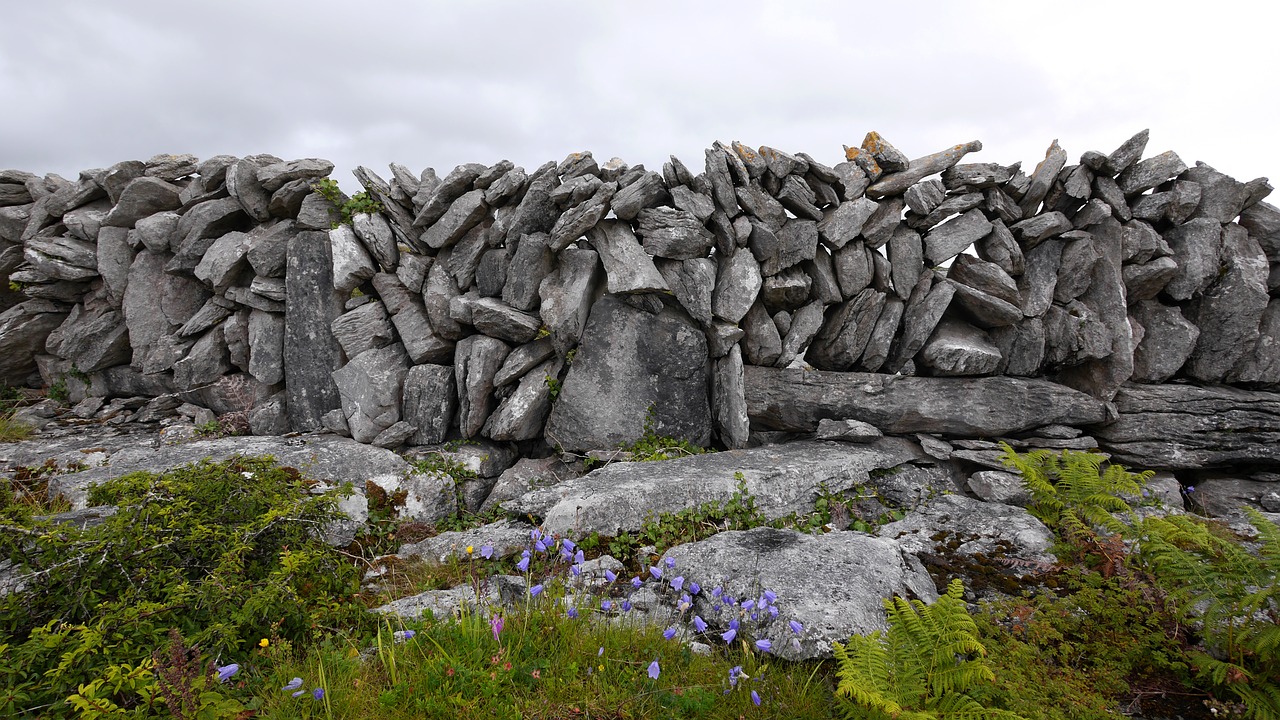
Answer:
[0,410,32,442]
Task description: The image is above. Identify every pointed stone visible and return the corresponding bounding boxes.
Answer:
[1130,300,1199,383]
[923,209,991,265]
[657,257,715,327]
[741,301,782,366]
[1019,139,1068,216]
[1117,150,1188,196]
[284,230,345,431]
[1228,299,1280,385]
[247,309,285,385]
[990,318,1046,376]
[1164,218,1224,301]
[886,274,955,372]
[867,140,982,198]
[103,177,183,228]
[332,343,411,443]
[402,364,458,445]
[1184,224,1270,382]
[807,288,886,371]
[712,345,749,449]
[538,247,602,354]
[712,249,762,324]
[483,358,559,442]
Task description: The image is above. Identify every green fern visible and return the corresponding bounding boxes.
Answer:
[1138,507,1280,718]
[833,579,1026,720]
[999,444,1150,541]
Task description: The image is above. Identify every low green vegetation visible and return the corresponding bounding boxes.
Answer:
[0,410,32,442]
[3,444,1279,718]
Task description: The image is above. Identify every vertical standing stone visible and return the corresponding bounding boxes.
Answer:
[284,230,345,431]
[712,344,750,449]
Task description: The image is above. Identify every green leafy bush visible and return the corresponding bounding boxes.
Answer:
[311,177,383,227]
[833,578,1024,719]
[0,456,370,716]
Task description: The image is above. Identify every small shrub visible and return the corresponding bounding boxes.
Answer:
[311,177,383,227]
[0,410,32,443]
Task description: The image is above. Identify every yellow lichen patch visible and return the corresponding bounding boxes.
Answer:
[844,144,862,161]
[862,131,887,154]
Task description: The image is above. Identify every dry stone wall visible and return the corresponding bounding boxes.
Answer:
[2,131,1280,477]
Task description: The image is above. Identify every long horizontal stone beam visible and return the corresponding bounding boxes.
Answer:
[743,365,1113,436]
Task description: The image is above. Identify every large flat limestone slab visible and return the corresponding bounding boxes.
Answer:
[502,438,923,536]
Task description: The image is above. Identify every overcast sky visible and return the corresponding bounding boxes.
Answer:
[3,1,1277,194]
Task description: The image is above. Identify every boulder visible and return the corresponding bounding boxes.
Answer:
[545,295,710,453]
[331,343,411,443]
[1183,224,1269,382]
[401,363,457,445]
[483,358,559,442]
[878,493,1055,565]
[538,247,602,355]
[0,300,68,385]
[917,317,1002,376]
[455,335,511,438]
[661,527,938,660]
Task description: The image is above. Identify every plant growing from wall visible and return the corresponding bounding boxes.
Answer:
[1137,507,1280,718]
[832,578,1025,719]
[311,177,382,227]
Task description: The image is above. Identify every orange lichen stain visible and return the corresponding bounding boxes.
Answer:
[844,145,862,161]
[758,147,778,161]
[862,131,887,154]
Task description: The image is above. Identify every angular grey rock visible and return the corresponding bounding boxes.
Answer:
[329,300,397,364]
[421,260,464,341]
[483,166,527,208]
[860,196,904,248]
[25,233,98,271]
[102,177,183,228]
[586,219,668,295]
[990,317,1046,376]
[284,230,345,431]
[46,306,131,373]
[1168,180,1204,224]
[813,416,888,445]
[395,252,430,295]
[1103,129,1149,176]
[832,160,871,200]
[420,188,487,250]
[741,301,782,366]
[143,153,198,181]
[548,181,615,252]
[172,326,232,390]
[761,266,812,311]
[483,357,559,442]
[984,186,1023,224]
[398,519,535,565]
[475,248,508,297]
[609,171,667,220]
[880,224,922,302]
[0,182,33,207]
[975,219,1024,277]
[444,220,492,291]
[859,131,909,173]
[242,220,296,278]
[0,300,68,385]
[904,179,946,215]
[510,438,919,536]
[491,338,555,388]
[1180,162,1250,223]
[537,247,601,355]
[635,207,713,259]
[500,161,561,243]
[807,288,886,371]
[776,175,824,221]
[470,297,542,344]
[666,526,936,660]
[942,163,1014,191]
[222,310,250,371]
[1130,191,1174,222]
[1121,220,1170,264]
[857,296,903,373]
[371,420,416,449]
[414,163,483,227]
[267,178,314,218]
[1229,299,1280,385]
[966,470,1032,506]
[1019,139,1068,216]
[711,344,750,449]
[657,257,715,327]
[191,230,250,293]
[1165,218,1226,299]
[1240,201,1280,260]
[907,191,984,232]
[331,343,410,443]
[1130,299,1199,383]
[1041,300,1112,371]
[817,197,877,249]
[454,334,511,438]
[176,298,232,338]
[735,182,788,231]
[1095,383,1280,469]
[62,198,111,242]
[1184,224,1269,382]
[295,191,344,230]
[1117,150,1188,196]
[1017,238,1063,318]
[1072,198,1113,230]
[544,295,709,452]
[370,272,452,364]
[948,255,1021,327]
[804,248,843,305]
[886,274,955,372]
[351,211,399,270]
[1011,211,1073,249]
[248,393,290,436]
[225,159,273,222]
[745,365,1111,436]
[917,317,1002,376]
[923,209,991,265]
[711,248,762,324]
[1052,233,1099,304]
[1123,256,1179,301]
[832,242,873,299]
[501,231,553,312]
[245,309,285,386]
[706,321,745,359]
[402,364,457,445]
[256,158,334,193]
[95,226,134,306]
[668,185,715,224]
[169,198,250,274]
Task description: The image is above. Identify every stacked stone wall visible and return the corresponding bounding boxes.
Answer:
[2,131,1279,474]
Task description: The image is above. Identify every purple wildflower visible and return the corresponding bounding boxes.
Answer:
[312,688,325,701]
[763,589,777,603]
[281,677,303,692]
[751,690,761,706]
[215,663,239,683]
[491,615,504,642]
[604,569,617,583]
[755,639,772,652]
[671,576,684,592]
[567,607,579,619]
[664,627,678,640]
[648,660,661,680]
[632,576,643,589]
[621,599,633,612]
[689,581,701,595]
[649,566,663,580]
[789,619,804,634]
[530,584,544,597]
[693,616,707,632]
[721,627,737,643]
[480,544,493,559]
[601,600,612,611]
